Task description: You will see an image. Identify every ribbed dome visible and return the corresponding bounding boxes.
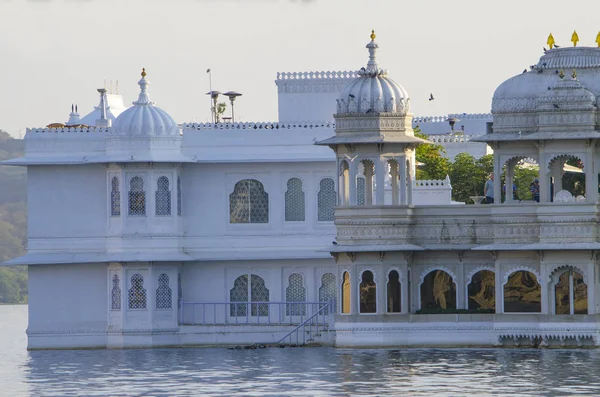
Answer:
[337,32,410,115]
[112,69,180,137]
[492,47,600,114]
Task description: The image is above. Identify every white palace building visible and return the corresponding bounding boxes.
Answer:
[5,31,600,349]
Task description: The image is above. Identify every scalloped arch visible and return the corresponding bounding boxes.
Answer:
[386,267,402,282]
[547,264,587,284]
[502,155,538,168]
[419,266,457,285]
[466,266,495,285]
[502,266,540,285]
[358,267,378,283]
[547,153,583,171]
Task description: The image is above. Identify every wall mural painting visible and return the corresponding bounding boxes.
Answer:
[503,271,541,313]
[555,270,587,315]
[421,270,456,310]
[359,271,376,313]
[467,270,495,311]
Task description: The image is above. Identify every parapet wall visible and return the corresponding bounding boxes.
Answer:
[413,113,492,136]
[275,70,357,123]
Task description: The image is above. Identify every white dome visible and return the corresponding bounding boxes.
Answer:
[112,69,180,137]
[337,31,410,115]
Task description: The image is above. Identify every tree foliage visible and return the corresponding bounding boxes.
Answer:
[414,127,451,180]
[0,129,27,304]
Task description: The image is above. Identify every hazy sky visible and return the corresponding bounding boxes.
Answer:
[2,0,600,136]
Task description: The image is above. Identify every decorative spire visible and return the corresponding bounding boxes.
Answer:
[559,69,565,79]
[547,33,555,49]
[596,32,600,48]
[365,30,380,75]
[66,103,81,126]
[572,69,577,79]
[571,30,579,47]
[133,67,154,106]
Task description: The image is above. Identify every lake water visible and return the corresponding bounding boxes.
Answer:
[2,305,600,396]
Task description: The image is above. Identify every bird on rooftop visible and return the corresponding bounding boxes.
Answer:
[553,104,560,109]
[428,93,435,101]
[349,94,355,98]
[554,44,561,48]
[332,241,338,245]
[543,47,547,53]
[522,69,527,74]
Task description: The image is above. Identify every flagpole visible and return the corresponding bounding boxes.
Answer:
[207,68,213,123]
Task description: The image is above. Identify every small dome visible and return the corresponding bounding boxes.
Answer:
[537,75,596,111]
[112,69,180,137]
[337,31,410,115]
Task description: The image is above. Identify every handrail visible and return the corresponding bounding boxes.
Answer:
[275,300,334,346]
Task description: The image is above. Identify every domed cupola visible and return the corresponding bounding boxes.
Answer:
[111,68,180,137]
[337,31,410,115]
[536,70,596,132]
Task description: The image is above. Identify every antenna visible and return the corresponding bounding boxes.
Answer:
[116,80,119,95]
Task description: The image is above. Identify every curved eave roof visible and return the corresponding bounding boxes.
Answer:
[315,135,430,145]
[472,131,600,142]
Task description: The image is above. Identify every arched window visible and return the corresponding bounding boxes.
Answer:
[555,269,587,315]
[341,272,351,314]
[421,270,456,310]
[318,178,336,222]
[128,274,147,309]
[229,274,270,316]
[285,178,305,222]
[111,274,121,310]
[504,271,540,313]
[177,176,182,216]
[128,176,146,216]
[387,270,401,313]
[155,176,171,216]
[360,271,376,313]
[229,179,269,223]
[111,177,121,216]
[468,270,495,311]
[286,273,306,316]
[156,273,172,309]
[319,273,336,315]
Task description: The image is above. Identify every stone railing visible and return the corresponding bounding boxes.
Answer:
[413,113,492,123]
[276,71,358,80]
[182,121,335,130]
[333,203,600,248]
[26,127,110,135]
[427,134,484,143]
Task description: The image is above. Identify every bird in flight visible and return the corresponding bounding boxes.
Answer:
[428,93,435,101]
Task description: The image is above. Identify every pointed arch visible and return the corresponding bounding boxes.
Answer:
[128,176,146,216]
[155,176,171,216]
[285,178,305,222]
[318,177,336,221]
[111,176,121,216]
[285,273,306,315]
[230,179,269,223]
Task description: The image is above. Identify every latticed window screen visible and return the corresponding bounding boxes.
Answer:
[177,176,182,216]
[357,177,366,206]
[229,274,270,316]
[156,273,172,309]
[128,274,147,309]
[229,179,269,223]
[111,274,121,310]
[128,176,146,216]
[286,273,307,316]
[285,178,305,222]
[251,274,270,316]
[319,273,336,314]
[318,178,336,221]
[111,177,121,216]
[155,176,171,216]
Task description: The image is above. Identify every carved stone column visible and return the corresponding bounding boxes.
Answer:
[349,160,358,206]
[375,157,386,205]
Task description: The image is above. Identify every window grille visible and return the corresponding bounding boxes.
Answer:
[177,176,182,216]
[285,178,305,222]
[111,177,121,216]
[128,274,147,309]
[229,179,269,223]
[357,177,366,206]
[319,273,336,314]
[286,273,306,316]
[155,176,172,216]
[318,178,336,221]
[111,274,121,310]
[128,176,146,216]
[229,274,270,316]
[156,273,172,309]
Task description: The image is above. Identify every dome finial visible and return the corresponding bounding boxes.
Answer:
[141,67,147,78]
[365,30,380,74]
[571,30,579,47]
[370,30,376,41]
[133,68,154,106]
[547,33,555,49]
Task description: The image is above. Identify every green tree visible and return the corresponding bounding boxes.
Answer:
[414,127,450,180]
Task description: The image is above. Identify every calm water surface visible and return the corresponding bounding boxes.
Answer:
[2,305,600,396]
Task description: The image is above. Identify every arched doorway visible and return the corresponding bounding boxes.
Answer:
[554,269,587,315]
[359,271,376,313]
[503,270,540,313]
[420,270,456,310]
[467,270,495,312]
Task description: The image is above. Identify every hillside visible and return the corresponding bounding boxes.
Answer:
[0,130,27,303]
